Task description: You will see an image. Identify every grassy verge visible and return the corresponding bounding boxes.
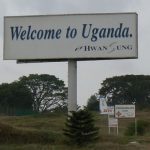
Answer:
[0,143,150,150]
[0,122,63,144]
[0,111,149,149]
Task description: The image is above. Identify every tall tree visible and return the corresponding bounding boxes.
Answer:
[99,75,150,109]
[19,74,67,112]
[0,82,33,115]
[87,95,99,111]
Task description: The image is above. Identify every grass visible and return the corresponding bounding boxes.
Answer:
[0,143,149,150]
[0,111,149,149]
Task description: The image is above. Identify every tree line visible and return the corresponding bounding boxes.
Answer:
[1,74,150,115]
[0,74,67,115]
[87,75,150,111]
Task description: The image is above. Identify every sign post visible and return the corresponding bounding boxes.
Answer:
[115,105,136,136]
[135,118,137,136]
[68,60,77,112]
[108,116,118,135]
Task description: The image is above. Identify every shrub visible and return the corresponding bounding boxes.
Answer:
[0,122,59,144]
[63,109,99,145]
[125,120,149,136]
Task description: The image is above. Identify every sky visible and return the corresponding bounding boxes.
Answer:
[0,0,150,106]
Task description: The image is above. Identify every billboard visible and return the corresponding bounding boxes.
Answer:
[107,106,114,115]
[115,105,135,118]
[99,97,108,114]
[4,13,138,61]
[99,95,114,115]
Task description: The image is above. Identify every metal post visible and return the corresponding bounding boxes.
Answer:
[135,118,137,136]
[117,121,119,136]
[68,60,77,113]
[108,114,110,134]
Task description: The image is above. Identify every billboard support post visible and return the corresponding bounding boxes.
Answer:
[68,60,77,113]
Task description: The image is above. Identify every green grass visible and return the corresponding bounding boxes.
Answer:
[0,111,149,149]
[0,143,149,150]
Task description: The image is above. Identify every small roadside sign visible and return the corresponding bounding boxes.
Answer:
[115,105,135,118]
[108,117,118,127]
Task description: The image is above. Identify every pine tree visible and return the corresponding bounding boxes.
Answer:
[63,109,99,145]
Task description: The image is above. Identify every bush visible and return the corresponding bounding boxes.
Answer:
[125,120,149,136]
[0,122,59,144]
[63,109,99,145]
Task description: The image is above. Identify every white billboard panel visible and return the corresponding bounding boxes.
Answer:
[99,97,108,114]
[4,13,138,60]
[99,96,114,115]
[107,106,114,115]
[108,117,118,127]
[115,105,135,118]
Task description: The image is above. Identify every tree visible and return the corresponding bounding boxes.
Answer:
[99,75,150,109]
[19,74,67,112]
[63,109,99,145]
[87,95,99,111]
[0,82,33,115]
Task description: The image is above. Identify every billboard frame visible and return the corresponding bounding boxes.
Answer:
[4,12,138,62]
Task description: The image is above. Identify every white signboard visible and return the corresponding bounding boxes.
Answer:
[107,106,114,115]
[108,117,118,127]
[100,97,108,114]
[115,105,135,118]
[4,13,138,60]
[99,96,114,115]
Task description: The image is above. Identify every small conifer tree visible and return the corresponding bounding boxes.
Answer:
[63,108,99,145]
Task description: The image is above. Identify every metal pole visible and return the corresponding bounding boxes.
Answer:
[117,122,119,136]
[108,114,110,134]
[68,60,77,113]
[135,118,137,136]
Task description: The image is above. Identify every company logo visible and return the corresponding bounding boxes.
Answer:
[75,42,133,53]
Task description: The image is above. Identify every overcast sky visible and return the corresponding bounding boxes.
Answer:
[0,0,150,106]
